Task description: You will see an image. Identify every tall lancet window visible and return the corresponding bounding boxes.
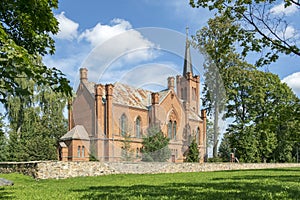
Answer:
[120,113,128,136]
[168,121,172,139]
[168,110,178,140]
[82,146,85,158]
[135,116,141,138]
[196,127,200,144]
[173,121,177,140]
[77,146,81,158]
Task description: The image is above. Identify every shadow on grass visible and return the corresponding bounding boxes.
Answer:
[72,174,300,199]
[0,187,14,199]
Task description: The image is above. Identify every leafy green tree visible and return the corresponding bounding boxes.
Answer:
[205,119,214,151]
[0,0,71,105]
[225,67,300,162]
[5,79,68,161]
[193,14,243,158]
[218,134,231,162]
[0,114,8,161]
[141,126,171,162]
[190,0,300,66]
[185,139,199,162]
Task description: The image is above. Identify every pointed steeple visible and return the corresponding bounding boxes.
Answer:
[183,26,193,76]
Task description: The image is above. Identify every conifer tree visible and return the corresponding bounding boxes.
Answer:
[141,126,171,162]
[185,139,199,162]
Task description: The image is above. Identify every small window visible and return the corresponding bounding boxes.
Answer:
[135,116,141,138]
[82,146,85,158]
[120,114,128,136]
[168,121,172,139]
[196,127,200,144]
[173,121,177,140]
[77,146,81,158]
[181,88,184,99]
[192,87,196,100]
[136,148,139,158]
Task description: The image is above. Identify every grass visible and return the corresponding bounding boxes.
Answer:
[0,168,300,199]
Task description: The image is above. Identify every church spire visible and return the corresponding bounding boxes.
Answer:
[183,26,193,76]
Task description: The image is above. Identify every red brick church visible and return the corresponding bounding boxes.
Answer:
[58,36,207,162]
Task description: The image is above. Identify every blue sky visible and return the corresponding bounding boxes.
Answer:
[44,0,300,97]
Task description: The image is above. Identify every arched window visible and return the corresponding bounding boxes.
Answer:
[135,116,141,138]
[181,88,184,99]
[173,121,177,140]
[196,127,200,144]
[77,146,81,158]
[120,114,127,136]
[137,148,139,157]
[192,87,196,100]
[168,121,172,139]
[82,146,85,158]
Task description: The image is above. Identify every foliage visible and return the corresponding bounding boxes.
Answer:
[207,157,224,162]
[205,119,214,149]
[0,114,8,161]
[141,126,171,162]
[4,79,68,161]
[122,132,134,161]
[190,0,300,66]
[224,67,300,162]
[185,139,199,162]
[1,168,300,199]
[218,134,231,162]
[0,0,71,105]
[193,14,243,157]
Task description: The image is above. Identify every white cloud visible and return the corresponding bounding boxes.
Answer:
[79,18,132,47]
[284,26,297,39]
[79,20,159,82]
[47,15,160,87]
[282,72,300,96]
[55,12,79,40]
[270,3,298,16]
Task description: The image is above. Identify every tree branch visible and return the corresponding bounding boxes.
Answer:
[241,7,300,56]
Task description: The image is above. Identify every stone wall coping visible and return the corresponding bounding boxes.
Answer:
[0,161,299,180]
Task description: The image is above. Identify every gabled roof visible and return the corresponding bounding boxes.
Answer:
[84,81,96,96]
[113,82,152,109]
[80,80,173,110]
[60,125,90,141]
[188,110,202,121]
[157,89,170,103]
[59,142,67,148]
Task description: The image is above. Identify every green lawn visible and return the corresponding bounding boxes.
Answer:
[0,168,300,199]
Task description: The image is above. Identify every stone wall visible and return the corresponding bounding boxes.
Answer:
[0,161,41,178]
[0,161,299,179]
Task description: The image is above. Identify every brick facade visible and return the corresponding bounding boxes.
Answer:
[60,38,207,162]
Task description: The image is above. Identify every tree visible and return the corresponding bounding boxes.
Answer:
[205,119,214,151]
[218,134,231,162]
[193,14,243,158]
[5,79,68,161]
[185,139,199,162]
[190,0,300,66]
[0,114,8,161]
[225,66,300,162]
[0,0,71,105]
[141,126,171,162]
[121,132,134,161]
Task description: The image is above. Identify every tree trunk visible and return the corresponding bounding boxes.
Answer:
[213,104,219,158]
